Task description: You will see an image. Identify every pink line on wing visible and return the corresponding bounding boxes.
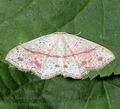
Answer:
[23,47,62,58]
[64,47,97,58]
[23,47,97,58]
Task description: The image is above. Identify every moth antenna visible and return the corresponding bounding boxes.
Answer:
[75,32,82,36]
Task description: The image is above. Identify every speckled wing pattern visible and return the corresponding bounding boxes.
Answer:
[5,32,115,79]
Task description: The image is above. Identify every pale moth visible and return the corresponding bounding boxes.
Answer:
[5,32,115,79]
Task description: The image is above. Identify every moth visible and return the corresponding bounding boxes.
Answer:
[5,32,115,79]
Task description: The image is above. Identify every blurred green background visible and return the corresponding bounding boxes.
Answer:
[0,0,120,109]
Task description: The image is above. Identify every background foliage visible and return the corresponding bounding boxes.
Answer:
[0,0,120,109]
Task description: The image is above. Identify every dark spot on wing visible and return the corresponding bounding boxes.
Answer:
[55,64,60,67]
[18,57,24,61]
[81,61,87,65]
[64,65,68,68]
[98,57,103,61]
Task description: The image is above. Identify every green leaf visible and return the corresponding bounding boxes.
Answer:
[0,101,17,109]
[0,1,120,108]
[0,0,119,78]
[0,62,120,109]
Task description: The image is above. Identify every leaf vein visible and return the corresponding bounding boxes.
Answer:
[103,81,112,109]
